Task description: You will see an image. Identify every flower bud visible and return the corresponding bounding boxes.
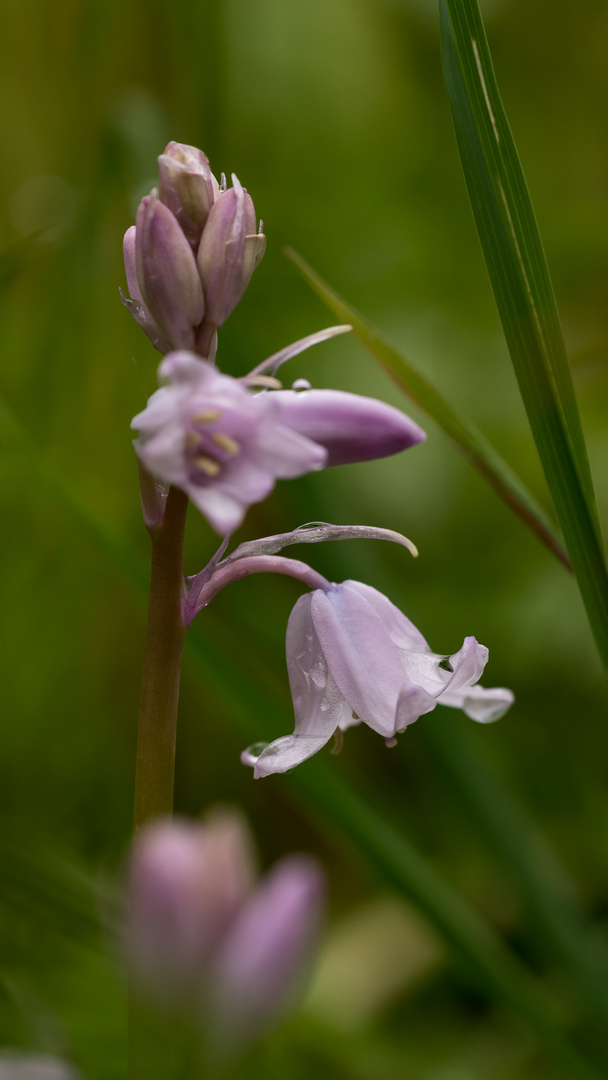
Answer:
[135,191,205,350]
[128,810,256,1002]
[121,226,171,354]
[271,387,426,465]
[158,142,219,250]
[209,855,325,1051]
[197,174,266,327]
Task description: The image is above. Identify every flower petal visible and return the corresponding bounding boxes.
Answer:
[344,580,429,651]
[272,389,426,465]
[439,683,514,723]
[209,855,324,1052]
[313,585,413,737]
[242,594,348,777]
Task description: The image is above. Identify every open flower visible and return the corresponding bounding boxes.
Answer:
[131,352,327,535]
[242,580,514,777]
[132,351,426,535]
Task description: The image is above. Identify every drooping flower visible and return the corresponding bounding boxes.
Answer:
[242,580,514,777]
[131,351,426,535]
[127,811,324,1054]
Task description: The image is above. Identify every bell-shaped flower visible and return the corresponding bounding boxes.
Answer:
[131,352,327,535]
[242,580,514,777]
[197,174,266,327]
[158,141,218,250]
[127,812,324,1055]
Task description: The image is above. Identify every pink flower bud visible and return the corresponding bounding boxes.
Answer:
[135,191,205,350]
[208,855,325,1052]
[158,142,219,250]
[128,810,256,1002]
[197,174,266,327]
[271,387,426,464]
[120,226,172,354]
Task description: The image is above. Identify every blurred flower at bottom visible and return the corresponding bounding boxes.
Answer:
[0,1055,82,1080]
[127,808,325,1063]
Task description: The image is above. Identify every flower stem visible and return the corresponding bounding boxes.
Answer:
[133,485,189,830]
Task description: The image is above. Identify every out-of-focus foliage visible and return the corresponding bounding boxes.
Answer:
[0,0,607,1077]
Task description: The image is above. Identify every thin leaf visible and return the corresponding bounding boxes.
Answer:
[284,247,570,571]
[439,0,608,666]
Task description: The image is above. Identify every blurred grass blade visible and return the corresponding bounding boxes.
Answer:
[439,0,608,665]
[284,247,569,571]
[421,714,608,1028]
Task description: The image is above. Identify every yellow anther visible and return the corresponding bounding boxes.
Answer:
[192,408,222,423]
[193,455,221,477]
[185,432,200,449]
[212,432,240,456]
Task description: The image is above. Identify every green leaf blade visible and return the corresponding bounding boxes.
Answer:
[440,0,608,665]
[284,247,570,570]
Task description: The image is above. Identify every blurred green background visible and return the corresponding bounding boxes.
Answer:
[1,0,607,1076]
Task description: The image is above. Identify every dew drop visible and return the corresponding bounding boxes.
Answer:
[330,729,344,755]
[310,658,327,688]
[244,742,268,759]
[291,378,311,391]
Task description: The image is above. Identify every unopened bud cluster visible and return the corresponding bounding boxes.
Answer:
[128,810,324,1056]
[122,143,265,358]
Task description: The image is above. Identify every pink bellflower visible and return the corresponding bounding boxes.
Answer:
[131,350,426,535]
[242,580,514,777]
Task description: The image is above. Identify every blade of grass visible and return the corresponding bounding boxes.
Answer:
[1,400,605,1077]
[439,0,608,666]
[420,714,608,1029]
[284,247,570,571]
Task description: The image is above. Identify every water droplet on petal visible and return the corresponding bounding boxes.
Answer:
[310,658,327,689]
[385,736,398,749]
[291,378,311,391]
[330,729,344,755]
[244,742,268,759]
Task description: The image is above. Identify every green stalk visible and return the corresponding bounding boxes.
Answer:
[133,485,188,830]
